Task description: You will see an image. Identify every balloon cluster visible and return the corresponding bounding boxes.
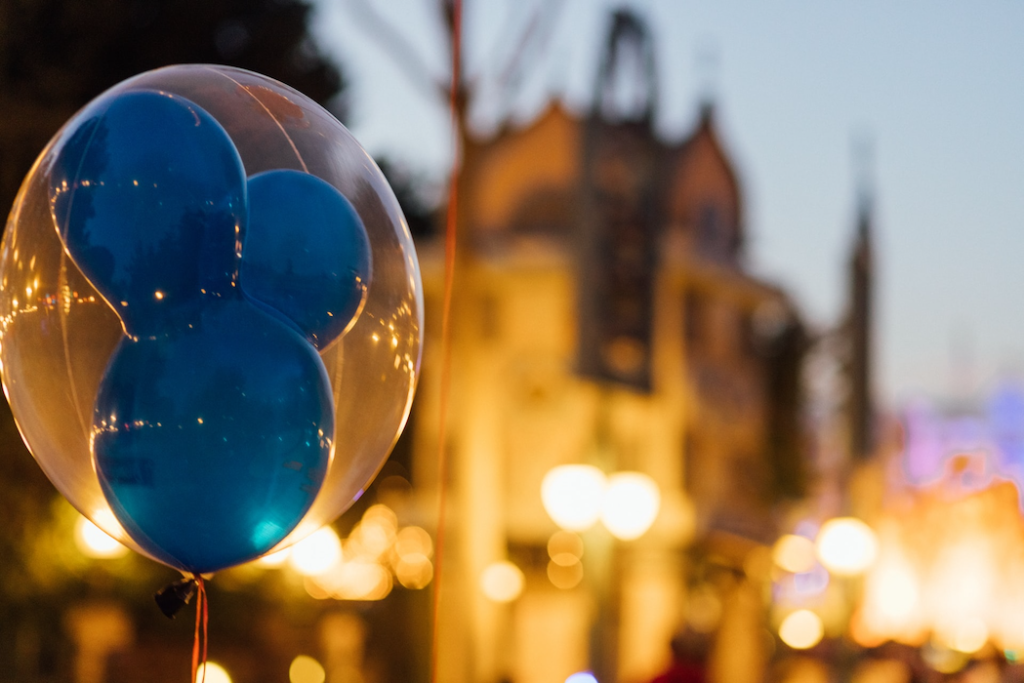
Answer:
[1,66,422,574]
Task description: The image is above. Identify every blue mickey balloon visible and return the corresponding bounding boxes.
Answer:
[50,90,248,336]
[50,90,335,572]
[243,170,372,350]
[94,300,333,571]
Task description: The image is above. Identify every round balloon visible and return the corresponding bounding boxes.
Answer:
[0,65,422,573]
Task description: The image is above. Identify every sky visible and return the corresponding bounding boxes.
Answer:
[312,0,1024,410]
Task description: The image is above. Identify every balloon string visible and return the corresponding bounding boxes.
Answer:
[190,577,208,683]
[431,1,461,682]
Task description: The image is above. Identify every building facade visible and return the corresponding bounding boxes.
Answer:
[409,12,807,683]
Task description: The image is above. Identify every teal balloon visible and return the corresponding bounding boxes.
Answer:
[94,299,333,572]
[242,170,371,350]
[48,90,336,572]
[49,90,248,336]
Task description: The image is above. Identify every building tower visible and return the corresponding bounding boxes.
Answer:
[847,185,874,460]
[412,9,808,683]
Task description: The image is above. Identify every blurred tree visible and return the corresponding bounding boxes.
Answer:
[376,158,439,238]
[0,0,346,213]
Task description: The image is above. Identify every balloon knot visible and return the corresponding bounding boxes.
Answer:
[154,576,198,619]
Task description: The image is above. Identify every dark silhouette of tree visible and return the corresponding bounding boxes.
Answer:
[0,0,346,215]
[376,157,439,238]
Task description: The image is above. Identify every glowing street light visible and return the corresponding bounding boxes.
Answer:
[289,655,326,683]
[600,472,660,540]
[74,516,129,559]
[480,561,525,603]
[816,517,878,576]
[541,465,607,531]
[195,662,232,683]
[772,534,817,574]
[289,526,342,576]
[257,547,291,567]
[779,610,824,650]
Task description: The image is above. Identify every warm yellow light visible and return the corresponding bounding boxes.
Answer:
[289,655,326,683]
[257,548,291,567]
[289,527,342,576]
[303,577,331,600]
[547,559,584,589]
[541,465,607,531]
[772,534,816,573]
[874,563,918,622]
[394,526,433,560]
[816,517,878,576]
[942,617,989,654]
[395,553,433,589]
[328,561,393,601]
[600,472,660,540]
[195,662,232,683]
[348,506,397,561]
[548,531,584,566]
[480,561,525,603]
[779,610,824,650]
[74,516,128,559]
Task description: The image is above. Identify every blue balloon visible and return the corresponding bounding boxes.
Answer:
[50,90,247,337]
[94,299,333,573]
[242,170,371,350]
[48,90,337,572]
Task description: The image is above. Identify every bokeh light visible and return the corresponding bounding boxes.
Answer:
[600,472,660,540]
[394,553,434,589]
[394,526,433,559]
[541,465,606,531]
[289,655,326,683]
[480,561,525,603]
[772,534,816,573]
[303,577,331,600]
[547,558,584,589]
[940,617,989,654]
[289,526,343,576]
[195,662,232,683]
[816,517,878,576]
[347,504,398,560]
[74,515,129,559]
[779,610,824,650]
[921,641,969,674]
[256,547,291,567]
[312,560,393,601]
[565,672,598,683]
[686,588,723,633]
[548,531,584,566]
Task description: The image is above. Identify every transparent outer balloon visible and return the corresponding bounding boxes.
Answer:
[0,65,422,560]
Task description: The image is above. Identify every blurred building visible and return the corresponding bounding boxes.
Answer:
[411,11,807,683]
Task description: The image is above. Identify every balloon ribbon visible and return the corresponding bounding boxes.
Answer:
[191,576,208,683]
[431,1,462,682]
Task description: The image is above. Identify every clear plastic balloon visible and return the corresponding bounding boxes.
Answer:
[0,65,422,570]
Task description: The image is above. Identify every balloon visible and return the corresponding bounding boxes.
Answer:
[49,90,248,336]
[46,89,338,571]
[94,299,333,571]
[243,169,371,350]
[0,65,422,571]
